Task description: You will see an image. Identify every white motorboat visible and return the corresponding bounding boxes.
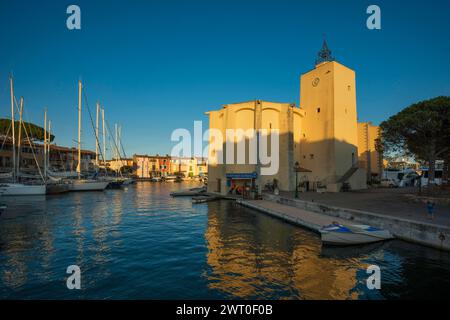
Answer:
[0,183,46,196]
[69,180,109,191]
[320,223,393,246]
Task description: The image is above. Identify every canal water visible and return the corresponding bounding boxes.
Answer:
[0,181,449,299]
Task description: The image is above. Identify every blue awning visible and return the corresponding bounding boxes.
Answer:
[226,172,257,179]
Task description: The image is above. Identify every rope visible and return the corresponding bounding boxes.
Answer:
[81,85,108,173]
[13,96,44,182]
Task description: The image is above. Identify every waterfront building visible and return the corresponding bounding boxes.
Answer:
[48,145,95,172]
[196,157,208,177]
[206,100,302,193]
[104,158,134,172]
[207,42,379,195]
[171,157,197,178]
[133,154,159,178]
[158,155,171,177]
[357,122,383,181]
[0,140,95,174]
[133,154,176,178]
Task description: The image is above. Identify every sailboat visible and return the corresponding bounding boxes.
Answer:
[68,81,109,192]
[0,77,46,196]
[43,115,71,194]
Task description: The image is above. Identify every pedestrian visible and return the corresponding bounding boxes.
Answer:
[426,200,435,221]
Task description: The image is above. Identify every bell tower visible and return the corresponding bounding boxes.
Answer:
[299,41,364,191]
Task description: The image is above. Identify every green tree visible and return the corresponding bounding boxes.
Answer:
[0,118,55,142]
[380,96,450,189]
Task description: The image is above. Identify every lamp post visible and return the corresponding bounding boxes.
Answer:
[294,161,300,198]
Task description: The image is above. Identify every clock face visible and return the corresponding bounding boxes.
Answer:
[312,78,320,87]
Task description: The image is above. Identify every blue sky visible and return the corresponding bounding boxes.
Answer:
[0,0,449,156]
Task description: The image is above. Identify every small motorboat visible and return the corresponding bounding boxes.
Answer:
[107,179,125,189]
[170,186,206,197]
[320,222,393,246]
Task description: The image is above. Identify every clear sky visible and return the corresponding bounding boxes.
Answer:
[0,0,449,157]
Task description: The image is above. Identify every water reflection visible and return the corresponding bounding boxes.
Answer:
[204,201,450,300]
[0,184,450,299]
[204,201,364,299]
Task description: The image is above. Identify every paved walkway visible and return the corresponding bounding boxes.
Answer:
[275,188,450,227]
[237,199,351,232]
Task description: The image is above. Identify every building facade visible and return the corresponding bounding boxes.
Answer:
[0,141,96,174]
[132,155,207,178]
[357,122,383,181]
[206,100,303,194]
[207,42,378,195]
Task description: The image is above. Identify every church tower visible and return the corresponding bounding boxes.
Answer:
[299,41,366,191]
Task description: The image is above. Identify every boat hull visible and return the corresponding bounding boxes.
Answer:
[122,178,134,185]
[69,180,109,191]
[0,183,46,196]
[320,224,393,246]
[46,183,71,194]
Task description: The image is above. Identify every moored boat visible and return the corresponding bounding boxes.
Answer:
[46,182,71,194]
[107,179,124,189]
[170,186,206,197]
[320,223,394,246]
[122,177,134,185]
[0,183,46,196]
[69,180,109,191]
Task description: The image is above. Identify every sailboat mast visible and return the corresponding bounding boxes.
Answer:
[44,108,47,181]
[48,120,51,177]
[102,107,106,168]
[77,80,82,178]
[17,97,24,180]
[9,76,16,183]
[119,124,122,159]
[115,123,118,176]
[118,124,123,175]
[95,102,100,167]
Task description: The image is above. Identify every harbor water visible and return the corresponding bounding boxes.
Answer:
[1,182,450,299]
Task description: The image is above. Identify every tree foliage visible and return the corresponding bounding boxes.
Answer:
[0,118,55,142]
[380,96,450,184]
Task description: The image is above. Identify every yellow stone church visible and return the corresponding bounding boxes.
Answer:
[206,41,382,195]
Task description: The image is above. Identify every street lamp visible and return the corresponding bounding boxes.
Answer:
[294,161,300,198]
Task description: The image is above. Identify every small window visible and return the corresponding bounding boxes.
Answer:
[309,154,314,160]
[348,85,351,91]
[317,108,321,113]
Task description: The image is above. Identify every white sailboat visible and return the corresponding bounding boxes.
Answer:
[68,80,108,192]
[0,76,46,196]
